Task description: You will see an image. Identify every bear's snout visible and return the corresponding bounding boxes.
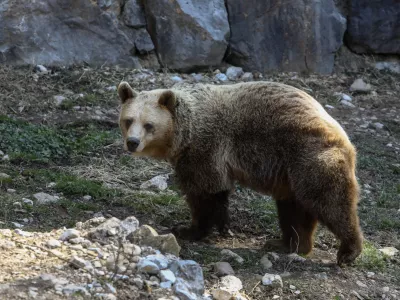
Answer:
[126,137,140,152]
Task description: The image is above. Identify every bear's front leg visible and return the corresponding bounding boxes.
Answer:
[172,190,231,240]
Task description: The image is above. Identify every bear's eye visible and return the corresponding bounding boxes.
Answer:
[144,123,154,131]
[125,118,133,129]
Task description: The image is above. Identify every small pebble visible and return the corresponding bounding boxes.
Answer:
[22,198,34,206]
[60,229,80,241]
[214,262,235,277]
[46,239,61,249]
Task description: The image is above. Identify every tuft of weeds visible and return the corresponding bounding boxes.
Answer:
[355,240,387,271]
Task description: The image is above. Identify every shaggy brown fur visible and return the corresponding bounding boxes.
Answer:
[117,81,363,265]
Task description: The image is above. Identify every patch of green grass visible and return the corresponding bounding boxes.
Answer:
[355,240,387,271]
[116,191,188,227]
[0,116,119,164]
[58,94,100,110]
[376,185,400,209]
[54,175,122,200]
[1,167,121,201]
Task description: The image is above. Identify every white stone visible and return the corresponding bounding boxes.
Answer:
[54,95,67,106]
[35,65,48,73]
[83,195,92,201]
[143,254,168,269]
[12,222,24,229]
[379,247,399,257]
[334,92,352,102]
[70,256,90,269]
[226,66,244,80]
[22,198,34,206]
[340,100,355,108]
[171,76,183,82]
[366,272,375,278]
[160,281,172,289]
[2,155,9,161]
[159,269,176,283]
[350,79,372,92]
[105,86,117,91]
[33,192,59,204]
[60,229,80,241]
[375,61,400,73]
[220,275,243,293]
[46,239,61,249]
[137,259,160,275]
[356,280,367,288]
[215,73,228,82]
[120,216,140,237]
[140,175,168,191]
[325,104,335,109]
[7,189,16,193]
[262,274,283,287]
[373,122,384,130]
[46,182,56,188]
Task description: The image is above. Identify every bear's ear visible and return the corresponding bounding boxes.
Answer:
[118,81,138,104]
[158,90,177,113]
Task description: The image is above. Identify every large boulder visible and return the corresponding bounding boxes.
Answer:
[0,0,156,67]
[345,0,400,54]
[225,0,346,74]
[143,0,229,71]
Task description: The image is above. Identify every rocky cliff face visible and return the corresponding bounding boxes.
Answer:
[345,0,400,54]
[143,0,230,72]
[225,0,346,74]
[0,0,398,74]
[0,0,157,68]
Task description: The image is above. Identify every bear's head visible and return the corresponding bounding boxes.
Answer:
[117,81,176,159]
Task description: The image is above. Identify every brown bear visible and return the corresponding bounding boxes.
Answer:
[117,80,363,265]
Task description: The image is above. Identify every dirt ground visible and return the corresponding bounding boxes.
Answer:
[0,65,399,300]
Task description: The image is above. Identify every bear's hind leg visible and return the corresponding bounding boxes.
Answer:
[173,191,230,240]
[267,199,318,255]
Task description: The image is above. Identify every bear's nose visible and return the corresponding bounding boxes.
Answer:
[126,137,140,152]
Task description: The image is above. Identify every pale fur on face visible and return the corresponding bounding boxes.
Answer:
[118,82,174,159]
